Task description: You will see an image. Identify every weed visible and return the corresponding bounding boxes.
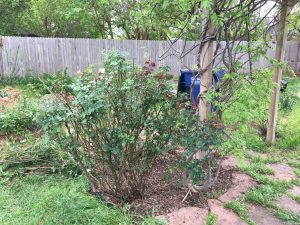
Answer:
[291,178,300,186]
[275,208,300,224]
[245,181,290,207]
[206,212,217,225]
[288,161,300,169]
[224,200,255,225]
[294,168,300,177]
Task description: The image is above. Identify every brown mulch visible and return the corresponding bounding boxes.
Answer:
[129,152,233,216]
[0,87,20,110]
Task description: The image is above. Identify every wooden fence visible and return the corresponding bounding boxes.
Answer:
[0,36,300,76]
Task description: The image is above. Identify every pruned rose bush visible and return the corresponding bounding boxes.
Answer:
[40,51,226,202]
[40,52,180,201]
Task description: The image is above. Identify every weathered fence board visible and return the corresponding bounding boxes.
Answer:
[0,36,299,76]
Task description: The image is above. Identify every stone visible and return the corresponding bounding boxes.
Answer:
[157,207,208,225]
[218,173,256,202]
[221,155,238,170]
[207,199,247,225]
[248,204,285,225]
[290,186,300,196]
[277,196,300,215]
[269,163,296,181]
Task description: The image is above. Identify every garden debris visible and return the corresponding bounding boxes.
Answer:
[276,195,300,215]
[207,199,247,225]
[157,207,208,225]
[248,204,285,225]
[0,87,20,109]
[218,173,256,203]
[269,163,297,181]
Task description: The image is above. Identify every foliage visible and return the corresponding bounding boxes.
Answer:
[0,0,199,40]
[176,114,225,188]
[0,175,133,225]
[0,0,30,36]
[289,6,300,40]
[0,72,74,96]
[277,78,300,151]
[222,70,273,152]
[279,87,298,111]
[40,51,179,201]
[0,99,39,135]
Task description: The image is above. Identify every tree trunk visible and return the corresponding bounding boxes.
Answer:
[266,0,294,144]
[198,11,214,120]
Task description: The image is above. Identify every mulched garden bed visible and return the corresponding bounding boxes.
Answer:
[129,151,234,216]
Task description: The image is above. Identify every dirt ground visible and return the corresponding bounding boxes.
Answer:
[129,152,233,216]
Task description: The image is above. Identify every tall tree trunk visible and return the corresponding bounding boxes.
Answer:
[266,0,295,144]
[198,10,214,120]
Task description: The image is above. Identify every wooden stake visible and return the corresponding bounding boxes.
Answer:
[266,0,294,144]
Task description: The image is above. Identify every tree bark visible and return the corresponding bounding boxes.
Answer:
[198,11,214,121]
[266,0,295,144]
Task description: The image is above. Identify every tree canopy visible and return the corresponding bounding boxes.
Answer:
[1,0,297,40]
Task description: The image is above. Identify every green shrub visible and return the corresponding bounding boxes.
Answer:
[40,51,179,202]
[279,88,298,111]
[176,114,225,188]
[0,99,39,135]
[0,71,74,96]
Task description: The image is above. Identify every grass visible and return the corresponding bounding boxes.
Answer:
[205,213,217,225]
[0,175,133,225]
[224,200,255,225]
[225,77,300,224]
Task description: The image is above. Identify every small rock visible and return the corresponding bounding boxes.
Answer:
[248,204,285,225]
[277,196,300,215]
[269,163,296,181]
[218,173,256,202]
[157,207,208,225]
[221,156,238,170]
[208,199,247,225]
[290,186,300,196]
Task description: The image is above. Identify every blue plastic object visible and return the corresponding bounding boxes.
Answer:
[178,69,225,106]
[180,69,199,103]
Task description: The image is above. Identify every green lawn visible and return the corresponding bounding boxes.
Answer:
[0,175,133,225]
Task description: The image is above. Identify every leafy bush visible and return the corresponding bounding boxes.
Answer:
[0,99,39,135]
[176,114,225,190]
[222,70,273,150]
[279,86,298,111]
[0,71,74,96]
[40,52,179,201]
